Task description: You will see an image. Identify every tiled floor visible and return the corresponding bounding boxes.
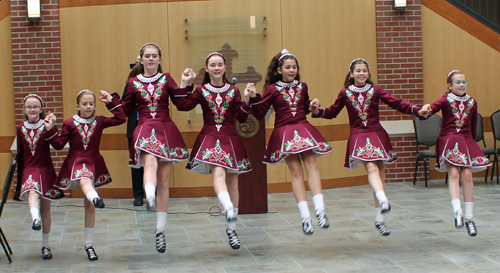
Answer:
[1,179,500,272]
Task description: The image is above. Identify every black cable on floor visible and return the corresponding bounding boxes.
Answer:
[5,202,224,216]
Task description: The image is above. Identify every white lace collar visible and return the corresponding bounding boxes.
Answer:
[348,84,372,93]
[23,119,44,130]
[73,115,95,124]
[447,92,470,102]
[204,83,231,93]
[276,80,298,88]
[137,73,163,83]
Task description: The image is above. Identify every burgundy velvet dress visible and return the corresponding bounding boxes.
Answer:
[16,119,64,200]
[44,94,125,189]
[252,80,332,164]
[122,73,193,167]
[430,92,490,172]
[313,84,420,169]
[172,83,253,174]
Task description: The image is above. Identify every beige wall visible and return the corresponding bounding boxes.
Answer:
[422,6,500,117]
[0,14,15,190]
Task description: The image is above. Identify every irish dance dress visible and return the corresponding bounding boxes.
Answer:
[123,73,191,167]
[252,80,332,164]
[313,84,420,169]
[16,119,64,200]
[430,92,490,172]
[172,83,253,174]
[44,94,125,189]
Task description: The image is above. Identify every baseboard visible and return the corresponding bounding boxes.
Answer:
[1,175,368,199]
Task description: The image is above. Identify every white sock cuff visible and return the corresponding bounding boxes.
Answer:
[297,201,310,219]
[85,191,99,203]
[84,227,95,247]
[234,207,239,217]
[464,202,473,220]
[451,198,462,213]
[145,183,156,200]
[156,212,167,234]
[375,207,384,222]
[312,194,325,213]
[217,191,233,211]
[375,191,388,204]
[30,207,40,221]
[42,233,50,248]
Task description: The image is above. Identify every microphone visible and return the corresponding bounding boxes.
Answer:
[231,77,237,86]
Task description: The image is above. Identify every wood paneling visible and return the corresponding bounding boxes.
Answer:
[422,0,500,53]
[26,174,368,199]
[0,136,15,153]
[422,6,500,120]
[279,0,377,129]
[0,17,15,138]
[59,3,169,135]
[0,0,9,21]
[59,0,212,8]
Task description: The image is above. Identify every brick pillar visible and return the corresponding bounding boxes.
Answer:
[10,0,66,171]
[375,0,424,183]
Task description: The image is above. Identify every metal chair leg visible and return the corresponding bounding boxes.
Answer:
[0,227,12,263]
[424,158,428,188]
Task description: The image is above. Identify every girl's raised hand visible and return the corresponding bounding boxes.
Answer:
[182,68,196,84]
[44,111,56,131]
[244,83,256,98]
[99,90,112,104]
[309,98,321,115]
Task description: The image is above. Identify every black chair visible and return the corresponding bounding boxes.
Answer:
[475,113,498,183]
[0,154,17,264]
[413,115,442,187]
[490,110,500,185]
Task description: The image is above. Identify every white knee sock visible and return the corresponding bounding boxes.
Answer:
[217,191,233,211]
[375,208,384,223]
[451,198,462,213]
[297,201,310,219]
[42,233,50,248]
[312,194,325,214]
[30,207,40,221]
[464,202,473,220]
[375,191,388,205]
[227,207,238,231]
[156,212,167,234]
[145,183,156,204]
[84,227,94,248]
[85,191,99,203]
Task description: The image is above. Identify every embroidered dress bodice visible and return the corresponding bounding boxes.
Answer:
[202,83,235,132]
[133,73,167,119]
[73,115,97,150]
[275,80,302,117]
[446,92,474,133]
[22,119,44,156]
[346,84,374,127]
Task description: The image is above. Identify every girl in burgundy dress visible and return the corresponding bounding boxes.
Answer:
[44,90,125,260]
[172,52,256,249]
[16,94,64,259]
[427,70,490,236]
[122,43,196,253]
[252,49,333,235]
[310,58,429,236]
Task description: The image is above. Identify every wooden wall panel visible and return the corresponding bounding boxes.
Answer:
[422,6,500,117]
[280,0,378,128]
[167,0,282,134]
[59,3,169,134]
[0,17,15,138]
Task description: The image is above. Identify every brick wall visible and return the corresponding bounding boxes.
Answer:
[375,0,425,183]
[10,0,67,171]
